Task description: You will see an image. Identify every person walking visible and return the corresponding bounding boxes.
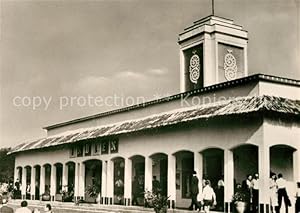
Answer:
[188,171,201,211]
[0,199,14,213]
[201,180,216,213]
[269,173,279,213]
[276,174,291,213]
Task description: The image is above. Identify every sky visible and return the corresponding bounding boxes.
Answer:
[0,0,299,149]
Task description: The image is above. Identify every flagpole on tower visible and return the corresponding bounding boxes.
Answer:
[212,0,215,16]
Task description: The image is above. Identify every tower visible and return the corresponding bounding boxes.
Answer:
[178,15,248,92]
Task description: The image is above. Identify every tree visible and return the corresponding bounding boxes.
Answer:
[0,148,15,183]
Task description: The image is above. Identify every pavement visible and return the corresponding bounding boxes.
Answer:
[7,199,222,213]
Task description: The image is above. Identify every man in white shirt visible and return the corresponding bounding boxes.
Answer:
[276,173,290,213]
[15,200,31,213]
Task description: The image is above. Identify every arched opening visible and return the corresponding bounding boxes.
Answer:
[174,150,194,209]
[232,144,258,213]
[54,163,63,201]
[25,166,31,200]
[43,164,51,196]
[232,144,258,188]
[84,159,102,203]
[112,157,125,205]
[270,145,295,181]
[130,155,145,206]
[150,153,168,196]
[34,165,41,200]
[14,167,22,199]
[201,148,224,211]
[64,162,75,202]
[270,144,296,213]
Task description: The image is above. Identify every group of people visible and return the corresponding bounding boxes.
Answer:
[0,200,53,213]
[240,172,297,213]
[189,171,217,213]
[269,173,293,213]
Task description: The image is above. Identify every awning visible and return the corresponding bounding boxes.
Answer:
[9,95,300,154]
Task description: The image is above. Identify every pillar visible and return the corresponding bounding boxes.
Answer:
[124,158,132,206]
[106,160,114,205]
[30,167,36,200]
[40,166,45,198]
[79,162,85,200]
[62,163,68,192]
[224,149,234,213]
[194,152,203,201]
[50,165,56,201]
[145,157,153,192]
[21,167,26,199]
[101,161,107,204]
[167,154,176,209]
[293,150,300,182]
[14,167,19,184]
[74,162,79,201]
[258,144,270,213]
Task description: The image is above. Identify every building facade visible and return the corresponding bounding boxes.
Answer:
[9,15,300,213]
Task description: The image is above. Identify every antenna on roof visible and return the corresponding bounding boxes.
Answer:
[212,0,215,16]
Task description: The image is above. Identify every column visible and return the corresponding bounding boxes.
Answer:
[40,166,45,198]
[62,163,68,192]
[79,162,85,200]
[293,150,300,182]
[124,158,132,206]
[106,160,114,205]
[194,152,203,201]
[145,157,153,192]
[224,149,234,213]
[50,165,57,201]
[14,167,19,184]
[167,154,176,209]
[101,161,107,204]
[21,167,26,199]
[74,162,79,201]
[30,167,36,200]
[258,144,270,213]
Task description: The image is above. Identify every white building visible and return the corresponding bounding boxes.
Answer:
[9,15,300,213]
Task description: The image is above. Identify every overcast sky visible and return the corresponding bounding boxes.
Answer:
[0,0,299,149]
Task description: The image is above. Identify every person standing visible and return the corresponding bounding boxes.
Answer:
[189,171,201,211]
[269,173,279,213]
[295,182,300,213]
[201,180,216,213]
[0,199,14,213]
[252,173,259,213]
[132,176,139,206]
[242,174,253,213]
[15,200,31,213]
[216,176,225,211]
[152,176,161,195]
[276,174,290,213]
